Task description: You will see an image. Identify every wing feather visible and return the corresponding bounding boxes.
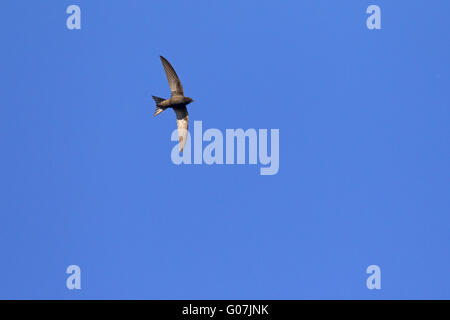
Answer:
[160,56,184,96]
[174,107,189,153]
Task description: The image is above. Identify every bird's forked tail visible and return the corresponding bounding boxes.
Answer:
[152,96,166,116]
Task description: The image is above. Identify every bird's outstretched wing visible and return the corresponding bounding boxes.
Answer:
[174,107,188,153]
[160,56,184,97]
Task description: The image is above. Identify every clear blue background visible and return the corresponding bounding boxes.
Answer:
[1,0,449,299]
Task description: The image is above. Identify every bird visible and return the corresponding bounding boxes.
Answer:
[153,56,194,153]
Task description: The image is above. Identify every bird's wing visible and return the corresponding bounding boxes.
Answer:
[174,107,189,153]
[160,56,184,97]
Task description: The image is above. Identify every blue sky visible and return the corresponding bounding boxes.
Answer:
[1,0,449,299]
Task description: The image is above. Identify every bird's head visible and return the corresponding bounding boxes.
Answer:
[186,97,194,104]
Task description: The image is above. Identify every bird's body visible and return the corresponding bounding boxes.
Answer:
[157,96,192,108]
[153,56,194,153]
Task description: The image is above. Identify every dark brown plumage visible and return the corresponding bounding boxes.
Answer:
[153,56,194,153]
